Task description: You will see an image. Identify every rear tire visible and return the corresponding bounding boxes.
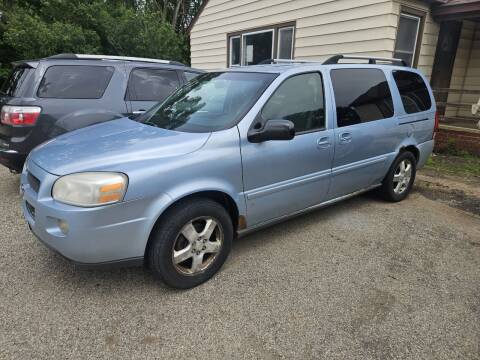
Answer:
[380,151,416,202]
[148,198,233,289]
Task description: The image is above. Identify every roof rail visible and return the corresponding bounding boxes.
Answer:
[258,58,321,65]
[323,55,406,66]
[47,53,185,66]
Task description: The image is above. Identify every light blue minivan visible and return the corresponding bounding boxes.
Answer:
[21,55,437,288]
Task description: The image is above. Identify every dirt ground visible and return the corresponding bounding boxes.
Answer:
[0,165,479,359]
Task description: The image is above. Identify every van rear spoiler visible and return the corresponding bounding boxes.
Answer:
[11,60,38,69]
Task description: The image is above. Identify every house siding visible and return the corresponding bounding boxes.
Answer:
[445,21,477,117]
[190,0,440,72]
[392,0,440,80]
[190,0,399,70]
[457,22,480,118]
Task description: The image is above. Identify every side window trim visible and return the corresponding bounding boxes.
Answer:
[125,67,180,101]
[253,71,327,136]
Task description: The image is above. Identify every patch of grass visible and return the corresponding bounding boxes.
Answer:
[424,153,480,178]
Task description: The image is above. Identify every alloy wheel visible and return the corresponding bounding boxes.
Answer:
[393,159,412,195]
[172,217,223,275]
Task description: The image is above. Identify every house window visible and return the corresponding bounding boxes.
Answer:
[228,24,295,67]
[230,36,241,66]
[243,29,274,66]
[394,13,422,67]
[278,26,294,59]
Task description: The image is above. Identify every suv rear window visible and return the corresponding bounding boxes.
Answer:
[393,70,431,113]
[126,68,180,102]
[0,67,32,97]
[37,65,114,99]
[331,68,394,127]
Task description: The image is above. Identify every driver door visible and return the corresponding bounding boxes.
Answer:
[239,72,334,227]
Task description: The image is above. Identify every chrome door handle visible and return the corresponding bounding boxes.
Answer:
[339,133,352,143]
[132,110,146,115]
[317,137,331,148]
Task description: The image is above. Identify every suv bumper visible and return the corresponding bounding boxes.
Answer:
[0,147,26,172]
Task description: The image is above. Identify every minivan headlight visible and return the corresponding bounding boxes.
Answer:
[52,172,128,207]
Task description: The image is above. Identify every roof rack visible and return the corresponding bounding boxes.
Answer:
[258,58,321,65]
[47,53,185,66]
[323,55,406,66]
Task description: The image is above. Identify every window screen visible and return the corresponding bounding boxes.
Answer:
[37,65,114,99]
[230,36,241,66]
[262,72,325,133]
[331,69,394,127]
[278,27,294,59]
[126,68,180,102]
[394,13,421,67]
[393,70,431,113]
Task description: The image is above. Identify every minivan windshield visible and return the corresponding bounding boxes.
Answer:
[138,72,277,133]
[0,66,31,97]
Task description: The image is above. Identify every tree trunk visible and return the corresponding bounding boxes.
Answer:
[172,0,182,29]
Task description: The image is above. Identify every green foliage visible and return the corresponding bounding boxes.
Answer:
[0,0,198,78]
[2,10,101,59]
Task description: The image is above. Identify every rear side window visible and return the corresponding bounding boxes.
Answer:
[261,72,325,133]
[0,67,32,97]
[393,70,431,113]
[331,68,394,127]
[37,65,114,99]
[126,68,180,102]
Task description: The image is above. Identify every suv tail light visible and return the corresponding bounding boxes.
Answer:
[0,105,41,126]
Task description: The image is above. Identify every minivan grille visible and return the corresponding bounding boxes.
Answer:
[27,172,41,193]
[26,201,35,219]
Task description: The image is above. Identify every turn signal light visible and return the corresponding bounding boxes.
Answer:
[0,105,41,126]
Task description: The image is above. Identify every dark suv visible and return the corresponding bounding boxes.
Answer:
[0,54,204,172]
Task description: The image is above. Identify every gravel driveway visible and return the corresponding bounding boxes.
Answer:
[0,166,479,359]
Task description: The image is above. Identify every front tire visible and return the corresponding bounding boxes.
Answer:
[380,151,416,202]
[148,198,233,289]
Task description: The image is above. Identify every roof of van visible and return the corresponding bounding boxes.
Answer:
[223,55,411,73]
[225,62,414,74]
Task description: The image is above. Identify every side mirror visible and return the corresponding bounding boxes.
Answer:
[248,119,295,143]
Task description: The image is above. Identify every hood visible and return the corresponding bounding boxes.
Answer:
[30,117,210,175]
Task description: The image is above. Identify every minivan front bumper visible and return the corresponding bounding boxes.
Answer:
[20,160,168,266]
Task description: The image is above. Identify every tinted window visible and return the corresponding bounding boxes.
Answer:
[138,72,276,133]
[37,65,114,99]
[262,72,325,133]
[393,70,431,113]
[127,68,180,102]
[331,69,394,127]
[1,67,32,97]
[184,71,201,82]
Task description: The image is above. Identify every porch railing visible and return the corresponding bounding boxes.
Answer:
[433,88,480,131]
